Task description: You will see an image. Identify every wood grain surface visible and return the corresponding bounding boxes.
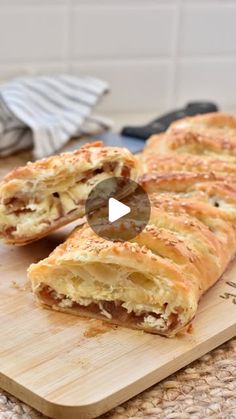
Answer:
[0,153,236,419]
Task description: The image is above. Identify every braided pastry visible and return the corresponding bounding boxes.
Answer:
[141,113,236,178]
[28,174,236,336]
[28,112,236,336]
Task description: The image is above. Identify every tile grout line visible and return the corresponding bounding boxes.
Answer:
[2,55,235,69]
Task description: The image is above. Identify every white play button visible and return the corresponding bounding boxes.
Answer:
[86,177,151,241]
[108,197,131,223]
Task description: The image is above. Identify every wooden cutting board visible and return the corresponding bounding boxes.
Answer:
[0,226,236,419]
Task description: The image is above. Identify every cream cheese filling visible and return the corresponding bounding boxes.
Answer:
[0,171,113,239]
[31,262,197,329]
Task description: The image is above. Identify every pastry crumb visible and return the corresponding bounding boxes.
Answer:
[84,320,117,338]
[76,357,90,369]
[187,323,194,334]
[10,280,30,291]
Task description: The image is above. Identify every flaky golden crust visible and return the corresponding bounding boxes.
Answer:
[141,113,236,178]
[139,172,229,192]
[171,112,236,134]
[3,141,103,182]
[28,223,198,336]
[28,112,236,336]
[1,141,137,194]
[146,130,236,158]
[140,154,236,179]
[139,172,236,207]
[0,141,138,245]
[28,180,236,336]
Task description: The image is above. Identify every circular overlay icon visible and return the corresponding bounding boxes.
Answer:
[85,177,150,242]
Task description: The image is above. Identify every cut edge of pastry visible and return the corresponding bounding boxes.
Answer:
[0,142,138,245]
[30,277,196,338]
[28,224,200,337]
[38,300,193,338]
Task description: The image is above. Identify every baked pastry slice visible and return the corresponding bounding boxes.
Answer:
[28,187,236,336]
[0,142,138,245]
[27,112,236,336]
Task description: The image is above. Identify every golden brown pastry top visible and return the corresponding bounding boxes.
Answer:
[28,112,236,336]
[28,180,236,336]
[140,153,236,179]
[139,171,236,193]
[144,130,236,159]
[137,113,236,316]
[171,112,236,138]
[30,179,236,293]
[140,112,236,179]
[1,141,138,199]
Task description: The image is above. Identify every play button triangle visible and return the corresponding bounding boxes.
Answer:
[86,177,151,242]
[108,197,131,223]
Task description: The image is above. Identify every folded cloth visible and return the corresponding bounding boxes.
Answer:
[0,75,111,159]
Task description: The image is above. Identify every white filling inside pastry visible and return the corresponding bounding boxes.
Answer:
[0,156,135,242]
[31,262,197,335]
[0,172,111,239]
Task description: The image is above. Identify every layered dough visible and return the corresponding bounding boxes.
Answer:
[0,141,138,245]
[28,174,236,336]
[28,112,236,336]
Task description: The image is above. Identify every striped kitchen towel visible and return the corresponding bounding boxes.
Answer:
[0,75,111,159]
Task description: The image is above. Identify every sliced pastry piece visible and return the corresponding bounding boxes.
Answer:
[28,188,236,336]
[0,141,138,245]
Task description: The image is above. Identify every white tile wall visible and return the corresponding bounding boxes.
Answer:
[0,6,68,62]
[72,59,172,112]
[0,0,236,113]
[71,6,175,59]
[179,4,236,56]
[175,59,236,108]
